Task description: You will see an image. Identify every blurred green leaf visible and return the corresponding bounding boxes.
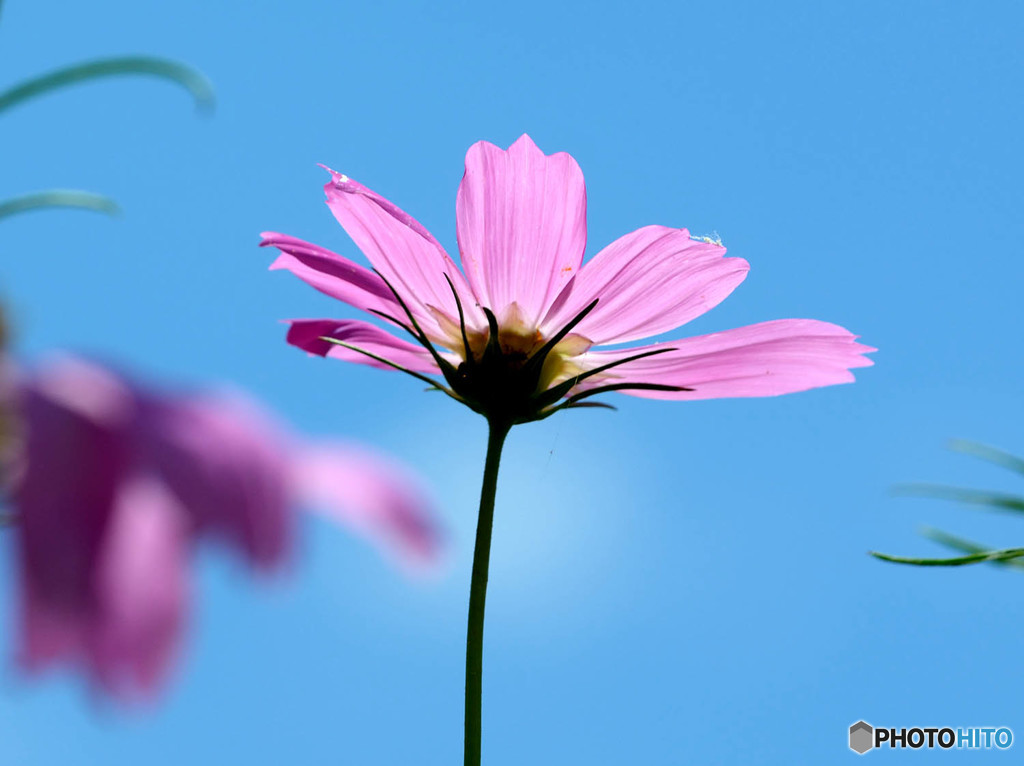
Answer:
[0,55,215,115]
[870,547,1024,567]
[919,526,1024,569]
[876,441,1024,571]
[891,483,1024,514]
[0,190,120,221]
[949,439,1024,477]
[920,527,994,557]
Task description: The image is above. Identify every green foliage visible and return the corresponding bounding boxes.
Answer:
[0,56,214,116]
[0,12,214,221]
[872,441,1024,568]
[0,190,119,221]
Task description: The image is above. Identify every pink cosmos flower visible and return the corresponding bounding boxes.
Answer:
[263,135,875,766]
[262,134,873,424]
[6,356,440,702]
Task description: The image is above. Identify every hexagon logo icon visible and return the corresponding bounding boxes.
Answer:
[849,721,874,754]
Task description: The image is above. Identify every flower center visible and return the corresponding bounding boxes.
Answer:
[436,305,591,423]
[361,272,685,425]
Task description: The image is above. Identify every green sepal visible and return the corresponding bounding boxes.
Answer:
[370,269,460,384]
[519,382,684,423]
[518,298,598,380]
[559,401,617,413]
[530,346,681,411]
[444,273,474,364]
[317,336,457,400]
[481,307,501,356]
[557,381,686,406]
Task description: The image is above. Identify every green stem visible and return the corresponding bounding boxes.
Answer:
[0,190,120,221]
[465,418,511,766]
[0,56,215,116]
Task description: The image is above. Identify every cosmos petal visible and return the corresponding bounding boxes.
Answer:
[262,232,400,316]
[291,444,442,567]
[139,392,293,570]
[90,475,189,700]
[286,319,442,374]
[575,319,875,400]
[15,359,133,679]
[543,226,750,344]
[456,134,587,325]
[322,169,481,332]
[8,354,446,704]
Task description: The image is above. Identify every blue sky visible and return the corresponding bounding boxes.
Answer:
[2,0,1023,762]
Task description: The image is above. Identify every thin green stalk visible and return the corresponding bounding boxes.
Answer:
[0,190,119,221]
[0,56,215,115]
[465,418,511,766]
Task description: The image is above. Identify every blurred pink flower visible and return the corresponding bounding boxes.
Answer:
[7,356,440,702]
[263,134,873,424]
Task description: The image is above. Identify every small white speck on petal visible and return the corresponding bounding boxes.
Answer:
[690,232,723,246]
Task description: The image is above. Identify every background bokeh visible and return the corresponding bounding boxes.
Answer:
[2,0,1023,762]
